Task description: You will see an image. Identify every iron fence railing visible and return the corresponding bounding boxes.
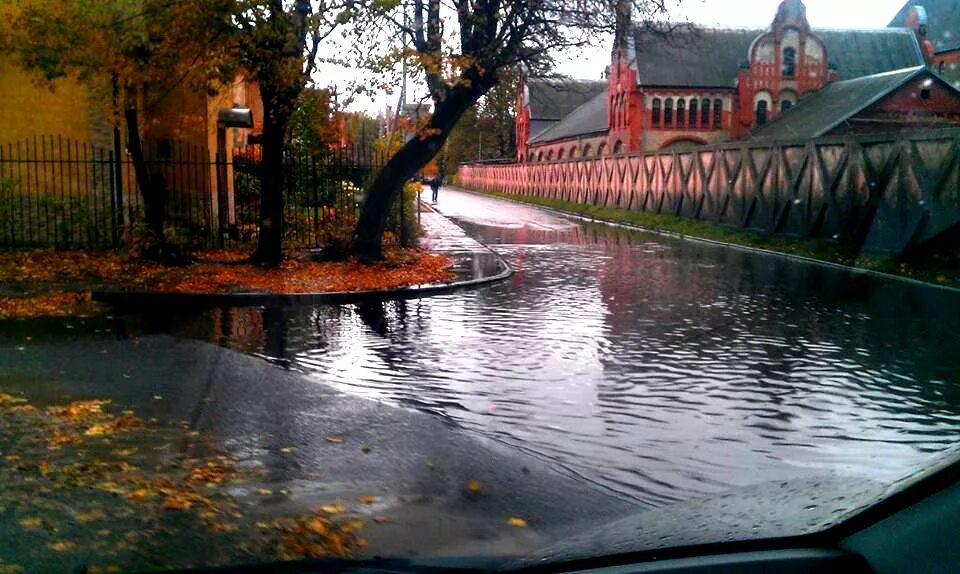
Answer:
[0,136,390,251]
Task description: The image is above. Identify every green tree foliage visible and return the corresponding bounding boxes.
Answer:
[445,71,518,168]
[342,112,381,149]
[289,88,341,157]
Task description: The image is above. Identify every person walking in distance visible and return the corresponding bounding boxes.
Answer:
[430,174,441,203]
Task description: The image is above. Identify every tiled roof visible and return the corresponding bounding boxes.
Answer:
[631,27,756,88]
[526,78,607,121]
[819,29,925,79]
[629,26,924,88]
[529,92,609,144]
[745,66,930,142]
[889,0,960,52]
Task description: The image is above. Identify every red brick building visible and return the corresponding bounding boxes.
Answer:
[516,1,960,162]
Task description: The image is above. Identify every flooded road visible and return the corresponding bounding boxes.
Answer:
[168,189,960,508]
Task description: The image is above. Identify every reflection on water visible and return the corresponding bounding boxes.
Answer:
[161,208,960,507]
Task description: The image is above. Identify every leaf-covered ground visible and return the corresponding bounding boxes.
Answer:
[0,249,455,319]
[0,390,367,572]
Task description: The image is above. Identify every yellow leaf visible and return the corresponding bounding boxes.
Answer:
[126,489,150,502]
[360,495,376,505]
[320,503,347,514]
[48,540,76,553]
[18,517,41,529]
[506,517,528,528]
[257,488,272,496]
[325,436,344,444]
[85,423,111,436]
[467,479,481,493]
[306,518,328,534]
[76,509,107,523]
[347,519,365,530]
[280,447,295,453]
[161,495,193,511]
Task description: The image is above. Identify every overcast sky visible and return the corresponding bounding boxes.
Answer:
[320,0,909,115]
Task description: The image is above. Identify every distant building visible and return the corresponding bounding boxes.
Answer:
[516,0,960,162]
[890,0,960,88]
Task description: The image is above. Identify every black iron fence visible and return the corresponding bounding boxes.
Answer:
[0,136,390,251]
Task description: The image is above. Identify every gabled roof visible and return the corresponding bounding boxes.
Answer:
[529,92,609,144]
[631,27,756,88]
[889,0,960,52]
[745,66,942,142]
[819,28,925,79]
[526,78,606,121]
[629,26,924,88]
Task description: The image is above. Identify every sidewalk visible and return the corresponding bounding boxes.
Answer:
[419,201,491,254]
[417,190,512,284]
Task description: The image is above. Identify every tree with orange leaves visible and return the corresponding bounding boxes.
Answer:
[4,0,237,259]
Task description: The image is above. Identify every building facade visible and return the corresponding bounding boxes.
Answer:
[516,0,960,162]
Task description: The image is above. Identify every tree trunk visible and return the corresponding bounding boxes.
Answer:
[252,102,287,266]
[353,85,487,261]
[125,107,166,244]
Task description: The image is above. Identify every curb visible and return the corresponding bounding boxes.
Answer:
[456,187,960,295]
[92,223,514,309]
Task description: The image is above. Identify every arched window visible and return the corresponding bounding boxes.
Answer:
[528,152,534,162]
[713,99,723,128]
[651,98,662,127]
[547,149,554,161]
[689,99,698,128]
[664,98,674,126]
[701,99,711,128]
[537,151,543,162]
[676,99,686,127]
[613,140,623,154]
[939,61,946,74]
[597,143,607,156]
[756,100,768,126]
[557,148,565,160]
[570,146,578,158]
[583,144,592,157]
[781,100,793,113]
[783,47,796,78]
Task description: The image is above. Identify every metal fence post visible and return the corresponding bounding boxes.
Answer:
[113,127,124,240]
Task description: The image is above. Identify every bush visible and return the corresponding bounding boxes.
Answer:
[385,181,422,248]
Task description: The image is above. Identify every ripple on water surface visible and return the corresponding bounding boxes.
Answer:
[174,206,960,507]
